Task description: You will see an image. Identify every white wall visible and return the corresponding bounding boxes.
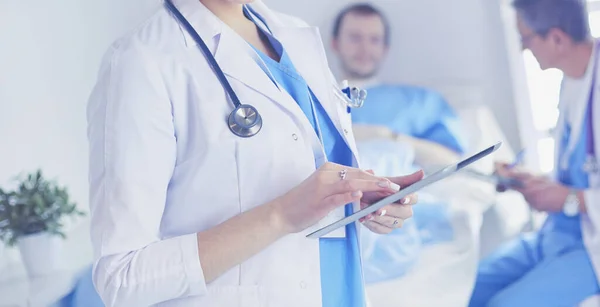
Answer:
[0,0,160,264]
[0,0,161,208]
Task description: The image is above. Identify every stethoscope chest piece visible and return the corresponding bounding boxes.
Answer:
[349,87,368,108]
[228,104,263,138]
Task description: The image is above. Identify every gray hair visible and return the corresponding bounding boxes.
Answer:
[512,0,590,42]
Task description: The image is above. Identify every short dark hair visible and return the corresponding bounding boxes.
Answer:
[332,3,391,46]
[512,0,590,42]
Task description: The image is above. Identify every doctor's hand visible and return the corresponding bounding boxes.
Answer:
[517,176,570,212]
[494,162,534,179]
[272,162,401,234]
[494,162,534,192]
[359,170,424,234]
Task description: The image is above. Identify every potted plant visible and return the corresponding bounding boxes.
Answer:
[0,170,85,277]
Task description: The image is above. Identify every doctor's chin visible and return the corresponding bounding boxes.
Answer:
[2,0,600,306]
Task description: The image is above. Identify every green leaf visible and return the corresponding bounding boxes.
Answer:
[0,170,79,245]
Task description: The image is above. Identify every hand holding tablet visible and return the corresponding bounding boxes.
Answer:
[307,142,503,238]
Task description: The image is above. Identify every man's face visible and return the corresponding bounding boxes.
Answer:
[517,14,563,70]
[332,12,388,79]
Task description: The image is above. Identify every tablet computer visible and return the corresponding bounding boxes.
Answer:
[460,169,524,189]
[306,141,502,239]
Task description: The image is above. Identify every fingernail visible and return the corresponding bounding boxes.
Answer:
[368,215,375,221]
[402,197,410,205]
[378,180,390,188]
[379,209,387,217]
[352,191,362,197]
[390,182,401,191]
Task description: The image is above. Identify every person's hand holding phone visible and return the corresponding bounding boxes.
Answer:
[494,162,531,192]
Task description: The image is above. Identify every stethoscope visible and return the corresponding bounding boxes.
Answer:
[164,0,367,138]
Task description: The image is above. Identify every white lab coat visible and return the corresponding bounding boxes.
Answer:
[554,40,600,288]
[86,0,361,306]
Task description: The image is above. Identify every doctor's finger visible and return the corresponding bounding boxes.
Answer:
[362,220,395,235]
[329,178,399,196]
[369,214,405,229]
[319,162,363,172]
[395,193,418,206]
[521,185,552,199]
[319,165,385,183]
[342,170,400,189]
[388,170,425,188]
[377,204,413,220]
[328,166,385,179]
[520,178,549,191]
[322,191,363,210]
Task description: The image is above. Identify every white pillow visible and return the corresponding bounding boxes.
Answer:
[455,105,516,174]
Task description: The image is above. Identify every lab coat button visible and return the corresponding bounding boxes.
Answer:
[292,133,299,141]
[299,281,307,289]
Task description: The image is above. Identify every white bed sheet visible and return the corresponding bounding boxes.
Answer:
[362,105,531,307]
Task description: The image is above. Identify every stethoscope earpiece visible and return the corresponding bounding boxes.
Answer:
[228,104,263,138]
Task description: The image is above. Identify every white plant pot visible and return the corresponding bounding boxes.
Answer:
[0,242,5,269]
[18,232,63,278]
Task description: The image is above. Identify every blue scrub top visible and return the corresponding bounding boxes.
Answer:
[544,107,591,237]
[350,84,467,154]
[244,7,365,307]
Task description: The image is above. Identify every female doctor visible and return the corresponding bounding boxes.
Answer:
[86,0,422,306]
[469,0,600,306]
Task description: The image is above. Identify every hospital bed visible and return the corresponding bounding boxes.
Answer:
[364,104,532,307]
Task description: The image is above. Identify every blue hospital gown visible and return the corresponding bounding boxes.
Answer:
[351,84,467,154]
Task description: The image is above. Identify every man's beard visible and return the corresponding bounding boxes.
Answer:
[342,62,379,80]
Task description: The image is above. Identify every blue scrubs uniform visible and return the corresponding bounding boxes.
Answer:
[468,109,600,307]
[245,8,365,307]
[350,84,467,154]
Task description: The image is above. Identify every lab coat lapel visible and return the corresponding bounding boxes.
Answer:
[583,64,600,286]
[561,42,598,169]
[562,77,594,169]
[214,29,302,118]
[171,0,302,118]
[580,40,600,287]
[274,26,361,163]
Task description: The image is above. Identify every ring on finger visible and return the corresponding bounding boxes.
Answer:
[339,169,347,180]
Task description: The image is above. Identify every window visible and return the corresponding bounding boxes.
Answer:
[523,1,600,173]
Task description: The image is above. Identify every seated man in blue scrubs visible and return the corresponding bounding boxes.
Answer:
[330,3,468,168]
[469,0,600,306]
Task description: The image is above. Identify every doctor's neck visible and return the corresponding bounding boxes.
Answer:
[560,39,594,79]
[200,0,248,27]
